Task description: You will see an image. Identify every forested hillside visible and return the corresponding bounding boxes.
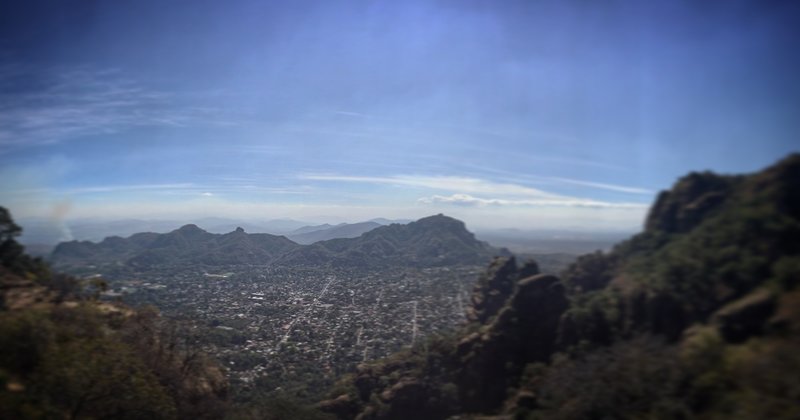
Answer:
[320,154,800,419]
[0,209,229,419]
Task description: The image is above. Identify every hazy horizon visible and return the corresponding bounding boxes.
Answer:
[2,1,798,233]
[14,212,636,252]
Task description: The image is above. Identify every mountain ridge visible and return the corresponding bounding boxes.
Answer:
[51,224,300,268]
[276,214,508,268]
[51,214,506,269]
[287,221,383,244]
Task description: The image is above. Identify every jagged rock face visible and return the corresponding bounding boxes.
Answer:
[561,251,616,293]
[322,258,564,419]
[467,257,542,324]
[645,172,737,233]
[559,154,800,346]
[458,273,568,412]
[517,259,541,280]
[467,257,518,323]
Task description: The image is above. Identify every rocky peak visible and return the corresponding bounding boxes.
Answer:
[745,153,800,218]
[458,272,568,412]
[466,257,518,324]
[518,259,541,279]
[176,224,207,235]
[645,171,737,233]
[466,257,543,324]
[411,214,467,233]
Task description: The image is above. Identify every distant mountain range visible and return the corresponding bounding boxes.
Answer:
[287,221,383,244]
[51,214,505,269]
[368,218,413,225]
[51,224,300,268]
[278,214,507,268]
[19,217,414,254]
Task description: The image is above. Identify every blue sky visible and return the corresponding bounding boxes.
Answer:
[1,0,798,231]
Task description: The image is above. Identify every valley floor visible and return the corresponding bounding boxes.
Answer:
[98,264,485,400]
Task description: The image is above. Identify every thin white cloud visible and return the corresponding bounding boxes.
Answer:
[301,173,648,209]
[2,183,197,196]
[3,182,313,201]
[300,174,562,198]
[417,194,504,206]
[417,193,647,209]
[450,163,652,195]
[65,183,197,194]
[546,177,654,194]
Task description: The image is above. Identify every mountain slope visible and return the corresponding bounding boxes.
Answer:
[320,154,800,419]
[51,225,300,268]
[290,223,337,235]
[51,214,505,269]
[277,214,508,268]
[288,222,382,244]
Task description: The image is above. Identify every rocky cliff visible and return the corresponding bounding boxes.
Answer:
[320,154,800,420]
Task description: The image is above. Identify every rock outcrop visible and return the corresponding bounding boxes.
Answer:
[645,171,738,233]
[466,257,517,323]
[322,154,800,420]
[457,273,568,412]
[322,258,567,418]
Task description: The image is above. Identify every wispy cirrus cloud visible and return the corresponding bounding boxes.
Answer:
[4,183,197,197]
[0,65,241,149]
[301,173,649,209]
[417,193,647,209]
[445,162,652,195]
[299,174,561,198]
[546,177,654,194]
[3,182,312,199]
